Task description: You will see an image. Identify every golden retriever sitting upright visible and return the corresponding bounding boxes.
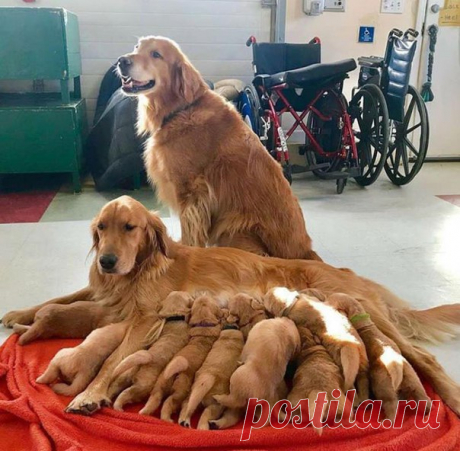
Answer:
[3,197,460,417]
[117,36,321,261]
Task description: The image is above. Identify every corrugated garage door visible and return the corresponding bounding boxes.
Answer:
[0,0,271,122]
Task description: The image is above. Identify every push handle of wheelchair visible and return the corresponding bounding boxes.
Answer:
[246,36,257,47]
[404,28,419,39]
[389,28,404,38]
[309,37,321,45]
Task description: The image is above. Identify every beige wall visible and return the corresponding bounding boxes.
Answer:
[286,0,420,93]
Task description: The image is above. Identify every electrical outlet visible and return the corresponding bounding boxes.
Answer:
[324,0,346,12]
[381,0,404,14]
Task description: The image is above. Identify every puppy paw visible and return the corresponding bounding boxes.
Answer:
[208,421,219,430]
[65,393,111,416]
[2,309,36,328]
[179,420,190,428]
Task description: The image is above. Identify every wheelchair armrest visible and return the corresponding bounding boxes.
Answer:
[253,74,272,88]
[358,56,384,68]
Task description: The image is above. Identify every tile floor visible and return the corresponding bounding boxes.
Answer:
[1,162,459,381]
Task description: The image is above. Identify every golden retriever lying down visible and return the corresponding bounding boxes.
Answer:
[117,36,321,261]
[2,196,460,416]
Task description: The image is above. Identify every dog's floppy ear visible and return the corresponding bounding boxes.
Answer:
[146,212,172,258]
[90,217,100,252]
[172,58,204,104]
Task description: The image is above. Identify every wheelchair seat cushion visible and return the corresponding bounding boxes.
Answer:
[257,58,357,89]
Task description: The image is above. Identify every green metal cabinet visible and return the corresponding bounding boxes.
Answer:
[0,7,82,103]
[0,7,87,192]
[0,94,86,193]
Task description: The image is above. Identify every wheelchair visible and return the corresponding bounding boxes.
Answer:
[240,36,390,194]
[356,28,429,185]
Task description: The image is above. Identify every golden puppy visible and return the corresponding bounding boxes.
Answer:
[13,301,112,345]
[215,317,300,411]
[36,322,128,396]
[178,310,245,430]
[288,326,346,435]
[226,293,268,339]
[5,197,460,416]
[116,36,321,261]
[327,293,431,421]
[264,287,369,402]
[110,291,193,411]
[140,294,223,421]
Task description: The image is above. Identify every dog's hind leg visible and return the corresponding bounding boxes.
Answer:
[161,394,182,422]
[209,408,242,430]
[65,317,156,416]
[179,374,216,427]
[197,404,224,430]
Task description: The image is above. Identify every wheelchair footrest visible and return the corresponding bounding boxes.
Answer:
[304,162,331,172]
[320,167,360,180]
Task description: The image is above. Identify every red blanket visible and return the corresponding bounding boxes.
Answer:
[0,335,459,451]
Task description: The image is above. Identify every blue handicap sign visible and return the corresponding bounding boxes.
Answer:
[359,26,375,43]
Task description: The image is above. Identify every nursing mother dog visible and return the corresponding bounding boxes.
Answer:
[117,36,321,261]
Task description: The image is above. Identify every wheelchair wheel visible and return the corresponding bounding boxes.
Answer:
[240,84,262,136]
[350,84,389,186]
[305,91,346,179]
[384,85,429,185]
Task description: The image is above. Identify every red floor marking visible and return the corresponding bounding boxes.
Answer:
[0,191,57,224]
[437,195,460,208]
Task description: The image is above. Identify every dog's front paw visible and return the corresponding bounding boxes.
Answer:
[65,393,111,416]
[1,309,36,328]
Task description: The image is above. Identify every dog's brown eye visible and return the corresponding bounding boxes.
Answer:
[97,223,105,231]
[151,51,161,59]
[124,224,136,231]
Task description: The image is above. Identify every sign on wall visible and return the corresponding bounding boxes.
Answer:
[439,0,460,26]
[358,26,375,43]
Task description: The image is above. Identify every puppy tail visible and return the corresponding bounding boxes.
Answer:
[184,374,216,418]
[112,350,153,379]
[340,346,360,391]
[390,303,460,344]
[163,356,189,381]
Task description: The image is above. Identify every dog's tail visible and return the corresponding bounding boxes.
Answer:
[340,346,360,391]
[112,350,153,379]
[163,356,189,381]
[375,284,460,343]
[184,374,216,418]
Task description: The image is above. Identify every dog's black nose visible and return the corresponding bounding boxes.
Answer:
[99,254,118,270]
[118,56,132,70]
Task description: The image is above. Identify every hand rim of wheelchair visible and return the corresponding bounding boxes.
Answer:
[349,84,390,187]
[384,85,429,186]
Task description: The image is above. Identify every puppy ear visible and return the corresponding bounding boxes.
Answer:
[250,299,265,312]
[172,58,204,104]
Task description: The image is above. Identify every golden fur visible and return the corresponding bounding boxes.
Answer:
[141,294,223,421]
[36,322,128,396]
[327,293,431,421]
[178,310,244,430]
[12,301,113,345]
[118,36,320,261]
[264,287,370,402]
[215,317,300,410]
[3,196,460,416]
[110,291,193,411]
[288,326,347,435]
